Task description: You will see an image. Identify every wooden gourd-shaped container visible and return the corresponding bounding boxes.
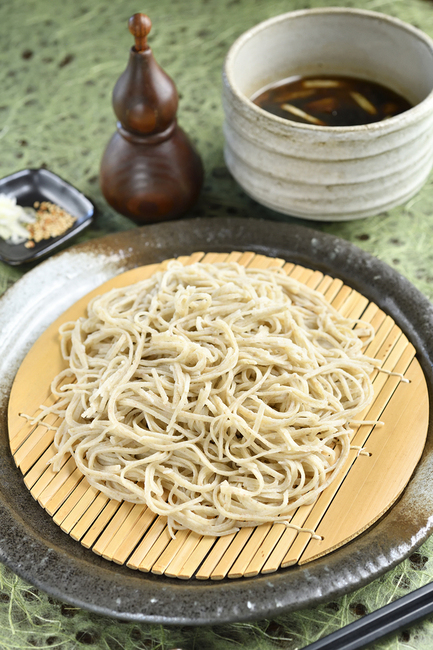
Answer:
[100,14,204,224]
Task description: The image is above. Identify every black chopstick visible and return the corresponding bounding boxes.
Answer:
[302,581,433,650]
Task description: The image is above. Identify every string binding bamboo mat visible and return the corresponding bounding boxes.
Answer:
[8,251,429,581]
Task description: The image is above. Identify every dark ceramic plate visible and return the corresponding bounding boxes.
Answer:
[0,217,432,625]
[0,168,94,265]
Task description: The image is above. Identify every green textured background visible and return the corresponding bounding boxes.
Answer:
[1,0,433,648]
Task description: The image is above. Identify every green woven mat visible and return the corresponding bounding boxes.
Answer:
[1,0,433,648]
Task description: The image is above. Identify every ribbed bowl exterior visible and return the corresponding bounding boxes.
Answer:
[222,9,433,221]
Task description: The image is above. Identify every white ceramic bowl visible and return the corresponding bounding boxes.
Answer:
[222,7,433,220]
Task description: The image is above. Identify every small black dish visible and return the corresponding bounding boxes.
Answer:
[0,168,95,265]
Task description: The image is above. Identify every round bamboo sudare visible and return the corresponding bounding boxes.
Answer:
[8,251,429,580]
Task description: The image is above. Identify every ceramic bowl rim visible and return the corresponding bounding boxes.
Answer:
[223,6,433,134]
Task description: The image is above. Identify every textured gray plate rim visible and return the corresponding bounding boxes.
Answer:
[0,216,432,626]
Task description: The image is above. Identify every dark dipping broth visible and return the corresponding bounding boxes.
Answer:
[252,75,412,127]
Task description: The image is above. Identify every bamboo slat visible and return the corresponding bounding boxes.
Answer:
[195,533,236,580]
[92,501,136,557]
[126,516,169,571]
[151,529,192,575]
[7,252,429,581]
[136,525,173,573]
[176,535,217,580]
[210,527,255,580]
[53,478,94,529]
[111,506,157,565]
[81,498,122,549]
[163,531,203,578]
[66,487,103,539]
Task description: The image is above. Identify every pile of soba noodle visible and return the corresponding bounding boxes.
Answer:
[47,261,376,537]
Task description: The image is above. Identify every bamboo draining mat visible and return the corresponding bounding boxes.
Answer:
[8,251,429,580]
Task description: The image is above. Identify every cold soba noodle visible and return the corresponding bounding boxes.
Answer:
[40,262,378,537]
